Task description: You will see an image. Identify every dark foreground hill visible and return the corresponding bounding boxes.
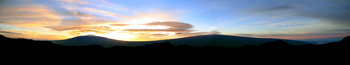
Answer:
[1,35,349,64]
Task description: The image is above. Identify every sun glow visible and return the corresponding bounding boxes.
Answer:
[94,30,136,41]
[109,25,170,29]
[78,21,174,41]
[130,17,155,24]
[74,14,183,41]
[80,32,97,35]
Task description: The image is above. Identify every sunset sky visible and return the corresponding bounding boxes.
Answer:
[0,0,349,41]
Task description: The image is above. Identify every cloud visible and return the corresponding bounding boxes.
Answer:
[0,5,61,19]
[56,0,89,5]
[0,30,70,40]
[0,4,62,27]
[231,32,349,40]
[251,0,350,25]
[47,25,114,36]
[122,29,192,32]
[143,21,193,30]
[69,11,103,24]
[47,21,198,38]
[128,31,219,41]
[3,33,69,40]
[79,29,108,33]
[0,31,22,34]
[67,29,108,36]
[261,34,349,40]
[81,8,131,19]
[70,11,91,16]
[1,19,62,27]
[47,26,113,31]
[109,24,129,26]
[258,5,295,12]
[0,0,210,41]
[99,0,137,13]
[217,18,222,21]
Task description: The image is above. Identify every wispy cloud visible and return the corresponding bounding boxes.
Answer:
[0,4,62,27]
[218,17,250,25]
[0,30,22,34]
[56,0,90,5]
[143,21,192,30]
[99,0,138,13]
[258,5,295,12]
[250,0,350,25]
[231,33,349,40]
[217,17,222,21]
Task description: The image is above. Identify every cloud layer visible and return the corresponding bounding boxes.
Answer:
[253,0,350,25]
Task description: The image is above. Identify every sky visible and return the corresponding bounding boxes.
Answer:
[0,0,349,41]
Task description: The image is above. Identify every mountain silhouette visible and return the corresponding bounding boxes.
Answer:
[151,34,312,47]
[340,35,350,43]
[0,35,64,50]
[52,35,128,47]
[0,35,6,39]
[1,34,349,63]
[52,34,314,48]
[258,40,291,48]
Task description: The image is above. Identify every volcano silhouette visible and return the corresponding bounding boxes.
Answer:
[53,34,314,48]
[52,35,128,47]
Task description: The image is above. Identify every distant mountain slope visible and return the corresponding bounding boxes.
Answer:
[52,35,128,47]
[53,34,314,48]
[131,34,314,48]
[297,37,344,44]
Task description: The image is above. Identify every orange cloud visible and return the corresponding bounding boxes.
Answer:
[3,33,69,40]
[1,30,70,40]
[47,26,113,31]
[109,24,130,26]
[0,5,60,19]
[122,29,192,32]
[1,19,62,27]
[0,4,62,27]
[0,0,194,41]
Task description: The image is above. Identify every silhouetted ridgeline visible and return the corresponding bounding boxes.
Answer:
[53,34,315,48]
[1,35,349,64]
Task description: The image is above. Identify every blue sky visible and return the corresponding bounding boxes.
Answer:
[0,0,349,41]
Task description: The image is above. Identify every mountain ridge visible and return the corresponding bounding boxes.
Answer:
[53,34,315,48]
